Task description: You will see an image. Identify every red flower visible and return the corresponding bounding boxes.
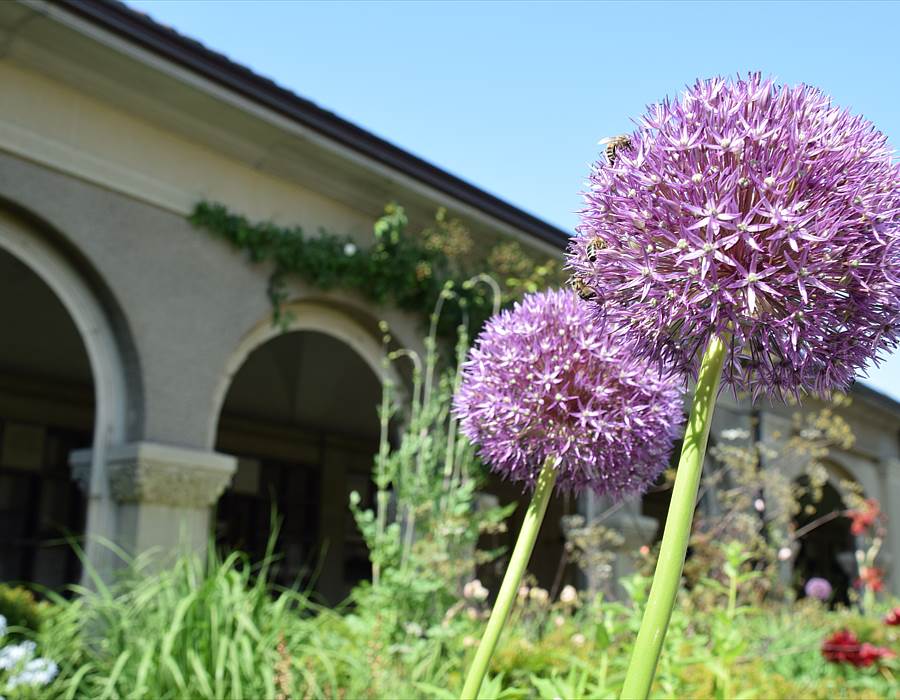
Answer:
[848,499,880,536]
[856,643,895,668]
[885,607,900,626]
[857,566,885,593]
[822,630,859,662]
[822,630,895,667]
[822,630,862,664]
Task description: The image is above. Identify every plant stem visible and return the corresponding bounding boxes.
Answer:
[460,456,558,700]
[372,360,394,587]
[727,570,738,620]
[620,334,727,700]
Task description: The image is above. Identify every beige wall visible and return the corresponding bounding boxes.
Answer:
[0,148,425,449]
[0,62,374,237]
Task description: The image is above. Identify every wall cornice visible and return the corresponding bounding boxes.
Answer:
[1,0,567,258]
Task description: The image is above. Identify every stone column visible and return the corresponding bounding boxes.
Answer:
[70,442,236,574]
[571,492,658,596]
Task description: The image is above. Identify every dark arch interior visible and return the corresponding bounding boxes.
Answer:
[793,476,855,605]
[0,248,94,588]
[214,330,382,604]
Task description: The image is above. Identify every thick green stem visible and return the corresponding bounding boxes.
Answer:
[460,457,558,700]
[620,335,727,700]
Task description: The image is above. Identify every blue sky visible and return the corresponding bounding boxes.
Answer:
[128,0,900,402]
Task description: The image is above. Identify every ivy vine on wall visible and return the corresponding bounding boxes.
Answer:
[189,201,564,339]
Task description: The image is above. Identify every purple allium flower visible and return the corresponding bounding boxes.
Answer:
[569,74,900,399]
[453,288,683,496]
[804,576,833,601]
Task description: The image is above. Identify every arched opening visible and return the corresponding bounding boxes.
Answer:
[0,248,94,588]
[793,475,855,605]
[214,329,383,604]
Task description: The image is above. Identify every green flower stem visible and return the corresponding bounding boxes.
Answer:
[620,334,727,700]
[460,456,558,700]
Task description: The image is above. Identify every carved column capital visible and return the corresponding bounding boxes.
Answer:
[70,442,236,508]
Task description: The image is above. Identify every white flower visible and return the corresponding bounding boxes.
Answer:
[559,584,578,605]
[777,546,793,561]
[570,633,586,647]
[404,622,424,637]
[720,428,750,441]
[343,242,358,256]
[517,585,530,601]
[6,657,58,689]
[553,615,565,628]
[0,641,36,670]
[754,498,766,512]
[463,579,489,601]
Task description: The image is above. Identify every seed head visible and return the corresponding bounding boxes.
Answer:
[569,74,900,399]
[453,289,683,496]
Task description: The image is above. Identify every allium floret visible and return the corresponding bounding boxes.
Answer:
[569,74,900,398]
[454,288,683,496]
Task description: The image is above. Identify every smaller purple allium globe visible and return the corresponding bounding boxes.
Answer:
[804,576,833,602]
[569,74,900,399]
[453,288,684,496]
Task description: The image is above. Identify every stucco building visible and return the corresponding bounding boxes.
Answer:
[0,0,898,601]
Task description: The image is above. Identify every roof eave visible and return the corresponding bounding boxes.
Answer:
[50,0,572,250]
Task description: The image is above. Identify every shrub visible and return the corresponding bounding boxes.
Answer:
[0,586,46,635]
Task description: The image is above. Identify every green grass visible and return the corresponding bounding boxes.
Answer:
[23,545,897,700]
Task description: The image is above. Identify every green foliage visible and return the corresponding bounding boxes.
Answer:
[190,201,447,321]
[419,672,525,700]
[348,304,514,642]
[25,539,899,699]
[635,395,873,610]
[34,546,323,700]
[188,201,564,338]
[21,326,899,699]
[0,585,47,635]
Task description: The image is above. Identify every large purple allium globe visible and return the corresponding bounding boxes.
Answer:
[569,74,900,399]
[453,288,683,496]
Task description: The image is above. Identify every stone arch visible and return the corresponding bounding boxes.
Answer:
[820,458,866,500]
[209,300,409,603]
[207,300,402,451]
[0,205,134,582]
